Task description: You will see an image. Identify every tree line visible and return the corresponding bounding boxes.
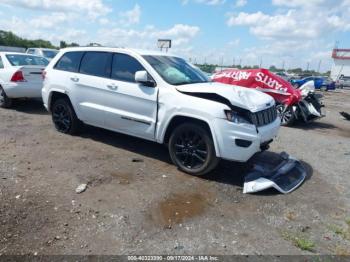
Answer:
[0,30,80,49]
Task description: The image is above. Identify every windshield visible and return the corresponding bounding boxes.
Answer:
[6,54,49,66]
[42,50,58,59]
[143,55,209,85]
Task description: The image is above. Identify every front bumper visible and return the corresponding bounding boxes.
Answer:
[212,117,281,162]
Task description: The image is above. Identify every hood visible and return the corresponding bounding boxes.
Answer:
[176,82,275,113]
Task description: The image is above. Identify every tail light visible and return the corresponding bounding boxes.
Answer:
[42,70,47,80]
[11,71,26,82]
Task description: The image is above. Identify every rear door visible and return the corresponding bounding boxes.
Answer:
[71,51,113,127]
[103,53,158,140]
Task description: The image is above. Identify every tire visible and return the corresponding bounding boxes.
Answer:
[51,98,81,135]
[168,123,219,176]
[0,86,12,108]
[277,104,295,126]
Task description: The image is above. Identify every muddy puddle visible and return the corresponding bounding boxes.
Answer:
[153,193,209,228]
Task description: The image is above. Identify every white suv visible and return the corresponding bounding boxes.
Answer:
[42,47,280,175]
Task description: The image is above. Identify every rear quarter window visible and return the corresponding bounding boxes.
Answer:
[0,57,4,69]
[54,52,84,73]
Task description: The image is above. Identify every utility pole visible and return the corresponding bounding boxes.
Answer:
[259,57,263,68]
[282,60,285,71]
[317,60,322,73]
[306,62,310,72]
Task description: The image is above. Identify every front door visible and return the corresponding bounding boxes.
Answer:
[103,53,158,140]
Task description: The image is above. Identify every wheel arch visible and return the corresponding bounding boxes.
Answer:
[161,115,221,157]
[48,90,70,112]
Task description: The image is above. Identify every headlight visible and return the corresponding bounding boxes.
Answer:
[224,110,251,124]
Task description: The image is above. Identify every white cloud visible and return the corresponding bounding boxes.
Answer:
[223,0,350,71]
[97,24,200,53]
[182,0,226,5]
[228,38,240,46]
[272,0,326,7]
[119,4,141,26]
[227,1,350,39]
[0,0,111,19]
[235,0,247,7]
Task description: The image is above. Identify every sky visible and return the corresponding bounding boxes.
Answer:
[0,0,350,72]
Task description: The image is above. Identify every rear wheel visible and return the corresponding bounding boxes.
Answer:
[169,123,219,176]
[0,86,12,108]
[277,104,295,126]
[51,98,81,135]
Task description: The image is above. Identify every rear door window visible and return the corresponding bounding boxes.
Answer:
[111,53,145,83]
[27,49,35,54]
[79,52,112,78]
[54,52,84,73]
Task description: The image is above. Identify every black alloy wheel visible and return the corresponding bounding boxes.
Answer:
[169,123,219,176]
[51,98,80,135]
[0,86,12,108]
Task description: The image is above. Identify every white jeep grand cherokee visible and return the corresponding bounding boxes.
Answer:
[42,47,280,175]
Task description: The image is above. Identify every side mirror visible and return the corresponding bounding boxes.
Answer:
[135,71,156,87]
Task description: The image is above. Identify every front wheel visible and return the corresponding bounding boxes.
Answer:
[0,86,12,108]
[169,123,219,176]
[51,98,81,135]
[277,104,295,126]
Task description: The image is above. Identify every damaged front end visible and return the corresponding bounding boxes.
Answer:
[243,152,307,194]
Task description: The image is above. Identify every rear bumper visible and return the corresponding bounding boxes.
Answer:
[3,82,42,98]
[212,117,281,162]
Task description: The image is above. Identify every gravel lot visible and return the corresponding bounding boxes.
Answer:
[0,90,349,255]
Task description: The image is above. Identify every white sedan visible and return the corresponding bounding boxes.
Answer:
[0,52,49,108]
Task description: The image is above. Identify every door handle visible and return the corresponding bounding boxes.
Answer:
[107,84,118,90]
[70,77,79,82]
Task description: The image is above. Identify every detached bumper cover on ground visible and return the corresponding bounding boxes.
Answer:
[243,153,307,194]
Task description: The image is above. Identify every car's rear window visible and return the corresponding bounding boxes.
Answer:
[5,54,49,66]
[54,52,84,72]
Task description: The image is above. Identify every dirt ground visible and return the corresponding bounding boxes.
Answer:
[0,90,350,256]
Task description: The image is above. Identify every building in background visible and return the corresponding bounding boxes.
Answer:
[331,48,350,80]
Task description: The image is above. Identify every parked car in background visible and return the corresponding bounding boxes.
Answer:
[26,48,59,61]
[42,47,280,176]
[0,52,49,108]
[290,76,335,91]
[336,75,350,89]
[275,72,290,81]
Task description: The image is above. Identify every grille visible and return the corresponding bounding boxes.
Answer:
[249,106,277,127]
